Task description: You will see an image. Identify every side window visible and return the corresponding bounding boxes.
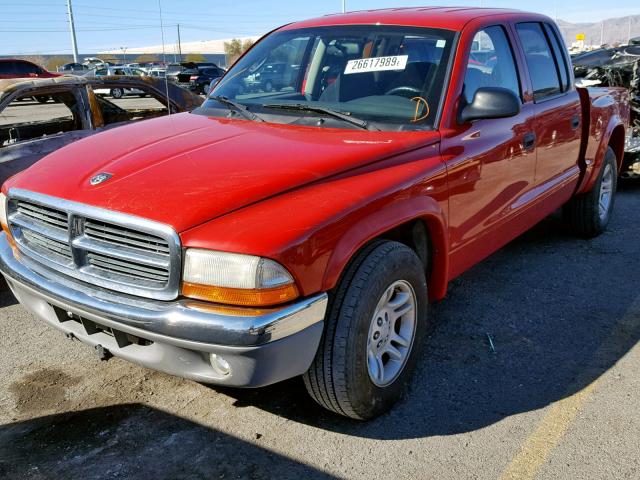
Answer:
[94,86,168,127]
[0,91,83,147]
[14,62,40,75]
[0,62,16,75]
[516,22,562,101]
[464,26,520,105]
[544,23,570,91]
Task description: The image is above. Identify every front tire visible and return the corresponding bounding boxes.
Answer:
[563,146,617,238]
[303,240,428,420]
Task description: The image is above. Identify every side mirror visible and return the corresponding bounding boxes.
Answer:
[459,87,521,124]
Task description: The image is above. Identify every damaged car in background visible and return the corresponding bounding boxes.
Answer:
[0,75,203,186]
[574,48,640,178]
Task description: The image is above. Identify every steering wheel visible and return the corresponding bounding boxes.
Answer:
[385,85,422,98]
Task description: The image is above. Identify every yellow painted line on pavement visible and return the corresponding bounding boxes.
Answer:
[500,297,640,480]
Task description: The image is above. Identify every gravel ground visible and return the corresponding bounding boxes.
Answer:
[0,181,639,480]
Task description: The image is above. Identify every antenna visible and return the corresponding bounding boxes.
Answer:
[158,0,172,115]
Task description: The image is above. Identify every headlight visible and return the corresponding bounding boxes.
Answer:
[0,192,7,228]
[181,249,299,307]
[0,192,17,253]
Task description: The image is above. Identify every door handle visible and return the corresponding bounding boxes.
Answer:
[571,116,580,130]
[523,132,536,151]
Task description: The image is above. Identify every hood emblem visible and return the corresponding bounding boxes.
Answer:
[90,172,113,186]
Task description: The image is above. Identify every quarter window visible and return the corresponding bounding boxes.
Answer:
[516,22,562,101]
[464,26,520,105]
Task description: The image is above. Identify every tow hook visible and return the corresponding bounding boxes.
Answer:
[94,344,113,361]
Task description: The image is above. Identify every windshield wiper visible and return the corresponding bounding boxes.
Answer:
[263,103,378,131]
[211,96,264,122]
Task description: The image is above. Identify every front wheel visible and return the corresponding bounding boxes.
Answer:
[303,240,428,420]
[563,146,617,238]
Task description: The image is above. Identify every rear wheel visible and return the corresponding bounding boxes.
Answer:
[303,240,428,420]
[563,146,617,238]
[111,88,124,99]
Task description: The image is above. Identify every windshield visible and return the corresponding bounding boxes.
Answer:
[195,26,455,131]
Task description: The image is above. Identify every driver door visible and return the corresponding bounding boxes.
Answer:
[440,25,538,278]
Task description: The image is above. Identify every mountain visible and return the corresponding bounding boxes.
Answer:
[557,15,640,47]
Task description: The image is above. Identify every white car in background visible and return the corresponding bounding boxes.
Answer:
[147,68,167,78]
[91,66,149,98]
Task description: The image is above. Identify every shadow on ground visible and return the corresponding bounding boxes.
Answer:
[0,404,336,480]
[217,184,640,438]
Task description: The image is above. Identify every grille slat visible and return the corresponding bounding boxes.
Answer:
[85,220,170,255]
[16,202,68,230]
[22,230,73,261]
[9,196,178,299]
[87,252,170,282]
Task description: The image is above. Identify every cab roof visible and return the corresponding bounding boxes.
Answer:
[283,7,544,31]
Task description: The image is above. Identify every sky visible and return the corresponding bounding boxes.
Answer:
[1,0,639,56]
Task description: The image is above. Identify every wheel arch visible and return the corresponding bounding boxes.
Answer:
[578,119,626,194]
[321,197,449,302]
[608,124,626,172]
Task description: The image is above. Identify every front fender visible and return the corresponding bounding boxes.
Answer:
[180,145,450,300]
[322,194,449,301]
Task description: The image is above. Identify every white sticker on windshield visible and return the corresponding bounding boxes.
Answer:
[344,55,409,75]
[436,39,447,48]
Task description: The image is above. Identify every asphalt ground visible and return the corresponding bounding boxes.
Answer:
[0,172,639,478]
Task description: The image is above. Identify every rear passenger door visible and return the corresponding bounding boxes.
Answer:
[515,22,582,186]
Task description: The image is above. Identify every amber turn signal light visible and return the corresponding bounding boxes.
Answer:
[182,282,299,307]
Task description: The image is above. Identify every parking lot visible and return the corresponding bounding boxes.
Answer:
[0,179,638,479]
[0,96,171,126]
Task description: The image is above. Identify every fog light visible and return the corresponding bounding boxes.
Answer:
[210,353,231,376]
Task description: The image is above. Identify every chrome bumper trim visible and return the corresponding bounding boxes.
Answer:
[0,234,328,346]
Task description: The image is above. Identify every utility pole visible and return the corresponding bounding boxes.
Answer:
[629,17,633,44]
[342,0,345,13]
[600,21,605,47]
[66,0,79,63]
[177,23,182,62]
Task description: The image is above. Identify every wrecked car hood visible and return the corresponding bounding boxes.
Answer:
[4,112,440,232]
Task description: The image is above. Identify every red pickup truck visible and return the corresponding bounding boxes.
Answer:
[0,8,629,419]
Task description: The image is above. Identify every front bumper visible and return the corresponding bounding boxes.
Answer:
[0,235,328,387]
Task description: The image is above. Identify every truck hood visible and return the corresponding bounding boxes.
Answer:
[5,112,439,232]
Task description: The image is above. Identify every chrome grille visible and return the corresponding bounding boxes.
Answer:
[7,190,181,300]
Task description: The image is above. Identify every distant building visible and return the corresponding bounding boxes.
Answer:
[99,36,259,68]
